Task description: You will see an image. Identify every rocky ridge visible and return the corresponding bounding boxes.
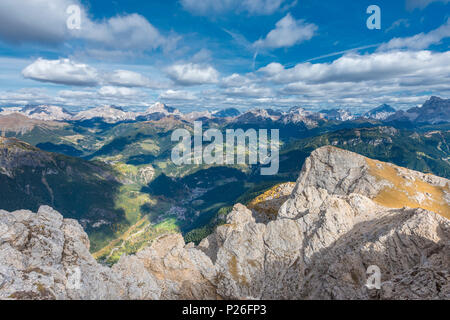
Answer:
[0,146,449,300]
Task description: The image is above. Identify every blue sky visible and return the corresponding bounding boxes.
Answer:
[0,0,449,112]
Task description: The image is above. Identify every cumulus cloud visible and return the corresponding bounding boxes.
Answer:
[379,19,450,50]
[0,0,72,45]
[22,58,165,89]
[180,0,289,16]
[258,49,450,109]
[406,0,449,10]
[15,49,450,110]
[78,14,178,51]
[254,14,317,49]
[0,0,176,51]
[167,63,219,86]
[22,58,99,86]
[259,50,450,84]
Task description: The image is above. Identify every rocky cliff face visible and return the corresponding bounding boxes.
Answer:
[0,206,161,299]
[1,146,449,300]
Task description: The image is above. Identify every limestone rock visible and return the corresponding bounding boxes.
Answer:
[209,147,450,299]
[121,233,217,299]
[248,182,295,222]
[1,146,449,300]
[0,206,161,300]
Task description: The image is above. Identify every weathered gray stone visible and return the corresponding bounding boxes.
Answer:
[1,146,449,300]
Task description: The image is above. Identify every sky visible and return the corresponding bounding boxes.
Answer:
[0,0,449,113]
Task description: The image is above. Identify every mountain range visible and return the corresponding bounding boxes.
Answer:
[1,96,449,125]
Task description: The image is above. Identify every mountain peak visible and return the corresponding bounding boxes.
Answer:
[377,103,395,110]
[148,102,167,110]
[409,96,450,124]
[428,96,443,102]
[144,102,180,116]
[363,104,396,120]
[213,108,241,118]
[422,96,449,109]
[18,104,73,121]
[290,145,449,219]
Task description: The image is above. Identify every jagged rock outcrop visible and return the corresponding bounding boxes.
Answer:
[125,234,217,299]
[0,206,163,300]
[0,205,217,300]
[247,182,295,223]
[1,146,449,300]
[203,147,449,299]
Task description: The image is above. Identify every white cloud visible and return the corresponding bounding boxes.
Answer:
[108,70,165,89]
[22,58,99,86]
[259,50,450,84]
[159,89,197,100]
[14,49,450,110]
[167,63,219,86]
[77,14,177,51]
[254,14,317,49]
[379,19,450,50]
[406,0,449,10]
[0,0,177,51]
[22,58,166,89]
[180,0,288,16]
[0,0,72,44]
[259,50,450,109]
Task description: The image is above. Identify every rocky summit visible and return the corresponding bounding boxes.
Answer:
[0,146,449,300]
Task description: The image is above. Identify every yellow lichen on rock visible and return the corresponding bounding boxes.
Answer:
[247,182,295,220]
[366,158,450,219]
